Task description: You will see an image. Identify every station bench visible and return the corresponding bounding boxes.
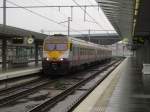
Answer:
[142,64,150,75]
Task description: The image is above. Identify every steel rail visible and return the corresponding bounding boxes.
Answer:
[69,61,121,112]
[0,76,42,96]
[0,78,52,106]
[28,60,121,112]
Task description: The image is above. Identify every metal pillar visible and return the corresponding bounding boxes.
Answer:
[2,0,7,71]
[3,0,6,27]
[2,39,7,71]
[35,42,39,66]
[116,43,118,56]
[88,29,91,42]
[68,17,70,36]
[123,45,125,57]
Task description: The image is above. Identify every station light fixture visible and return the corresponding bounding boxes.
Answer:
[132,0,140,37]
[134,19,136,23]
[134,10,138,16]
[135,0,140,10]
[134,0,140,16]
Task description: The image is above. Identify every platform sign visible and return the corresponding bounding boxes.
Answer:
[12,37,24,44]
[133,37,145,44]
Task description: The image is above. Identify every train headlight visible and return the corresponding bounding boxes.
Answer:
[60,58,64,61]
[46,57,49,61]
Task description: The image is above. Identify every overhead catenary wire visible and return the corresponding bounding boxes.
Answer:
[32,0,69,22]
[0,1,99,23]
[6,0,84,35]
[0,5,99,8]
[33,0,70,31]
[71,0,106,31]
[3,0,114,36]
[87,0,115,34]
[2,0,107,31]
[35,0,98,28]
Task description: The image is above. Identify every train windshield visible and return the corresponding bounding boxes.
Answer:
[46,43,68,51]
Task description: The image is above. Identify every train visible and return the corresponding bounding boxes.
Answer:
[42,34,112,75]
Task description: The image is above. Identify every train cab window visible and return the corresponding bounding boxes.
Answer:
[56,44,67,50]
[47,44,55,50]
[46,43,67,51]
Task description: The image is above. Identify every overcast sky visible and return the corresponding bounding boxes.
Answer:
[0,0,115,35]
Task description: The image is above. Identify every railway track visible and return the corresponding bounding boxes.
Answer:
[0,76,43,96]
[0,73,41,92]
[27,60,121,112]
[0,59,122,112]
[0,78,51,106]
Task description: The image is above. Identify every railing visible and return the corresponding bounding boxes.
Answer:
[8,56,28,67]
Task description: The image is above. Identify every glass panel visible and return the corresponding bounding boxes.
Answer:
[46,44,67,51]
[56,44,67,50]
[47,44,56,50]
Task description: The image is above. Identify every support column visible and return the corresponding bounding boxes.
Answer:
[2,0,7,71]
[2,38,7,71]
[145,40,150,63]
[3,0,6,27]
[35,42,39,66]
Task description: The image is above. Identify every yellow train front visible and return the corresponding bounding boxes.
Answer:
[42,35,71,75]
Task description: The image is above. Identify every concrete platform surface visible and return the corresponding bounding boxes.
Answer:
[0,62,42,81]
[73,58,127,112]
[106,57,150,112]
[0,67,42,81]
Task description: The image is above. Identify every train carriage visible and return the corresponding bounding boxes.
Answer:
[42,34,112,75]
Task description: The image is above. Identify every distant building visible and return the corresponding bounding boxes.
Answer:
[111,41,132,57]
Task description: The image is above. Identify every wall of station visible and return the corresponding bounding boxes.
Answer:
[0,41,1,58]
[136,40,150,64]
[111,42,132,57]
[0,38,43,69]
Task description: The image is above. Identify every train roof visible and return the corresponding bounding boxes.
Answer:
[45,35,111,51]
[69,36,111,50]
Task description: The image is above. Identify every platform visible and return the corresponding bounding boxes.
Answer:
[73,57,150,112]
[106,57,150,112]
[0,62,42,81]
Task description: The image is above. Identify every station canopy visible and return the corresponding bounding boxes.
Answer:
[97,0,150,40]
[0,24,47,40]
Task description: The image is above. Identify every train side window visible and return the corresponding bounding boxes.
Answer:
[75,46,77,56]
